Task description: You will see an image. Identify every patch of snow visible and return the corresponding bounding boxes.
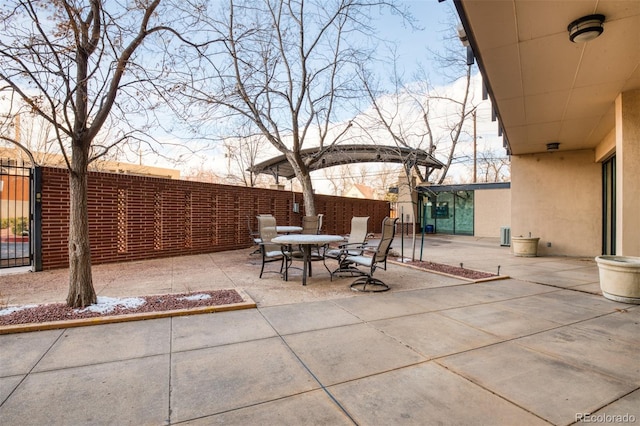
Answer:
[178,294,212,302]
[0,304,38,316]
[76,296,146,315]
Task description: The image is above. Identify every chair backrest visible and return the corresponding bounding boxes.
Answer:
[347,216,369,245]
[373,217,398,264]
[301,215,320,234]
[248,215,260,232]
[257,215,279,251]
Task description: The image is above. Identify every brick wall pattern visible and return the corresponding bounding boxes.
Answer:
[40,167,390,270]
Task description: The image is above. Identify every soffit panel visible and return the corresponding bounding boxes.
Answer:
[622,65,640,92]
[502,126,528,150]
[509,139,550,155]
[525,121,563,144]
[462,0,517,50]
[515,1,599,41]
[519,34,583,96]
[457,0,640,155]
[574,19,640,88]
[558,117,606,149]
[495,97,526,127]
[564,82,624,121]
[590,106,616,144]
[480,44,523,101]
[505,123,565,154]
[523,91,570,124]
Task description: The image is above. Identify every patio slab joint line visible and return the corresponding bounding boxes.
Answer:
[0,327,65,407]
[257,308,359,425]
[432,358,552,424]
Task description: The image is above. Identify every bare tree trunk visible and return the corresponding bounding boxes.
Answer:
[300,173,316,216]
[66,143,96,308]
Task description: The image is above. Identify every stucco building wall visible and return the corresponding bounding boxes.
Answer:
[474,188,511,238]
[615,90,640,256]
[510,150,601,257]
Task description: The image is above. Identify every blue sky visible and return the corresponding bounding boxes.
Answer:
[120,0,502,186]
[178,1,502,187]
[372,0,461,86]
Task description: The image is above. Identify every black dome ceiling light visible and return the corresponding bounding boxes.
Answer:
[568,14,605,43]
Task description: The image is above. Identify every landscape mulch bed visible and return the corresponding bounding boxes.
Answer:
[0,289,254,334]
[394,259,505,281]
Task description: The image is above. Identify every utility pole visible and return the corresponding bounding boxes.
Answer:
[473,109,477,183]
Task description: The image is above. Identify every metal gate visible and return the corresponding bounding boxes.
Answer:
[0,158,33,269]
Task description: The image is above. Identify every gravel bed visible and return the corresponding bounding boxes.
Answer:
[402,260,496,280]
[0,289,244,326]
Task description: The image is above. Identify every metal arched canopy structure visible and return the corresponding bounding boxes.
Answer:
[249,144,445,183]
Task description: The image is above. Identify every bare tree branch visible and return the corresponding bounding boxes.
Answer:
[0,0,208,307]
[187,0,414,215]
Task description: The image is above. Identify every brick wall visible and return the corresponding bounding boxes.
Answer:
[40,167,389,270]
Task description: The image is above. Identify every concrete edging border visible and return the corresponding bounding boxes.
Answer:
[389,259,510,283]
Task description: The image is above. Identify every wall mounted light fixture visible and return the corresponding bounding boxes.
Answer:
[568,14,605,43]
[546,142,560,151]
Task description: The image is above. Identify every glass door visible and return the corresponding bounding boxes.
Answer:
[602,156,616,255]
[454,191,474,235]
[420,191,474,235]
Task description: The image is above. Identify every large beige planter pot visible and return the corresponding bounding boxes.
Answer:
[595,255,640,304]
[511,237,539,257]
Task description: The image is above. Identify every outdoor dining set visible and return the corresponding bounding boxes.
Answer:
[251,214,399,292]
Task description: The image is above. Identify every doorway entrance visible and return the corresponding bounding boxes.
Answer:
[421,191,474,236]
[602,156,616,255]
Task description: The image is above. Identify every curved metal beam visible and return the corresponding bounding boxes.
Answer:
[249,144,444,180]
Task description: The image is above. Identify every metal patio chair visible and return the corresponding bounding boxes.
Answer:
[301,215,321,234]
[325,216,369,279]
[288,215,324,276]
[247,216,262,255]
[344,217,398,292]
[257,215,288,278]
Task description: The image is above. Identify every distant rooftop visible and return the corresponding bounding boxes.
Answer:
[0,147,180,179]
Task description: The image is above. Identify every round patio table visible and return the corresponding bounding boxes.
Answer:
[272,234,344,286]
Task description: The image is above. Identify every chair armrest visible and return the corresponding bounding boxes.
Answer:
[357,245,378,255]
[338,242,366,249]
[326,242,368,260]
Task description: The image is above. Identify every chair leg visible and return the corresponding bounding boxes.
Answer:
[260,253,287,280]
[350,275,390,292]
[331,260,366,279]
[283,256,290,281]
[259,257,266,278]
[323,257,333,279]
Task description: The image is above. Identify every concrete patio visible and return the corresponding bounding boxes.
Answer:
[0,235,638,425]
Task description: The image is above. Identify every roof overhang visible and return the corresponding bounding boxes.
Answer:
[250,144,444,180]
[454,0,640,155]
[417,182,511,194]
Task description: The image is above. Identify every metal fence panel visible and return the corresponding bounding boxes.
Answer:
[1,158,32,268]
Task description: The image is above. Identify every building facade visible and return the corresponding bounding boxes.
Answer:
[454,0,640,257]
